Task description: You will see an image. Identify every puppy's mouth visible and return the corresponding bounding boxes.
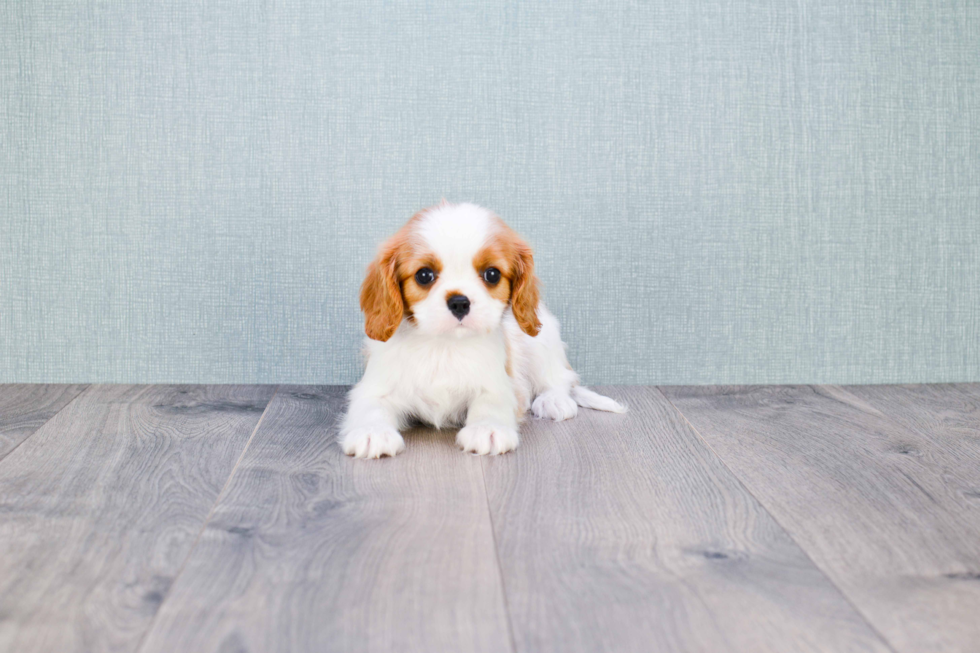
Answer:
[450,318,480,335]
[451,318,495,337]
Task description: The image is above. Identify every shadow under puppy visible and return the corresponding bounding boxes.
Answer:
[342,202,625,458]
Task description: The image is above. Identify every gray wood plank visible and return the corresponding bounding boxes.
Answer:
[482,386,891,653]
[0,384,88,460]
[842,383,980,469]
[138,386,513,653]
[661,384,980,653]
[840,383,980,510]
[0,384,276,653]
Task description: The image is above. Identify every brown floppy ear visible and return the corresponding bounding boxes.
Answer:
[510,239,541,337]
[360,240,404,341]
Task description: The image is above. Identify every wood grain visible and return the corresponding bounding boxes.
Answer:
[840,383,980,513]
[662,384,980,653]
[0,384,276,653]
[841,383,980,460]
[482,386,890,653]
[138,386,513,653]
[0,384,88,460]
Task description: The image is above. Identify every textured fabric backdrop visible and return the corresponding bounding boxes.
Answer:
[2,1,978,384]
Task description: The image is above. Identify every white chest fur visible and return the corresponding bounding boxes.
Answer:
[361,324,511,429]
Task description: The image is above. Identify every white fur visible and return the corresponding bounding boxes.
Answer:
[341,203,626,458]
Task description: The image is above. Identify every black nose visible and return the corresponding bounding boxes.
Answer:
[447,294,470,320]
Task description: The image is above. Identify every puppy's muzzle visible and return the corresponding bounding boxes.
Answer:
[447,294,470,320]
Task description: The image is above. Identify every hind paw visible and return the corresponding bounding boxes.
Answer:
[531,390,578,421]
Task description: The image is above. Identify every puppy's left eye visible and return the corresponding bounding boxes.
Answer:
[415,268,436,286]
[482,267,501,284]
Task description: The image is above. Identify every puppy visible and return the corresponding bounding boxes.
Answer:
[341,202,625,458]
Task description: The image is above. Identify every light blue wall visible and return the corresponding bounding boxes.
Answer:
[2,1,978,384]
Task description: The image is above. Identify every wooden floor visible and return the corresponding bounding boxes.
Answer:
[1,385,978,653]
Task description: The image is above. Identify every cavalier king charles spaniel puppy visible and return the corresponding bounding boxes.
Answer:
[341,201,625,458]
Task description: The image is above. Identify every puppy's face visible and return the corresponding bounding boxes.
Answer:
[360,202,541,341]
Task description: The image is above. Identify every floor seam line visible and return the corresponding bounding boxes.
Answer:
[133,384,281,653]
[480,456,520,653]
[821,383,970,449]
[655,386,901,653]
[0,384,92,467]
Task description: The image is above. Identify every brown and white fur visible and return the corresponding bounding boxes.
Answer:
[341,202,625,458]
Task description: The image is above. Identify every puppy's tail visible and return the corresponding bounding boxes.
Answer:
[571,386,627,414]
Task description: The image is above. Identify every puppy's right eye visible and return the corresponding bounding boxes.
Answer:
[415,268,436,286]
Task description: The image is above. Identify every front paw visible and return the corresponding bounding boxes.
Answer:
[341,425,405,459]
[532,390,578,421]
[456,423,519,455]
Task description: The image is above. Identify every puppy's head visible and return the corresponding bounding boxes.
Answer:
[360,202,541,341]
